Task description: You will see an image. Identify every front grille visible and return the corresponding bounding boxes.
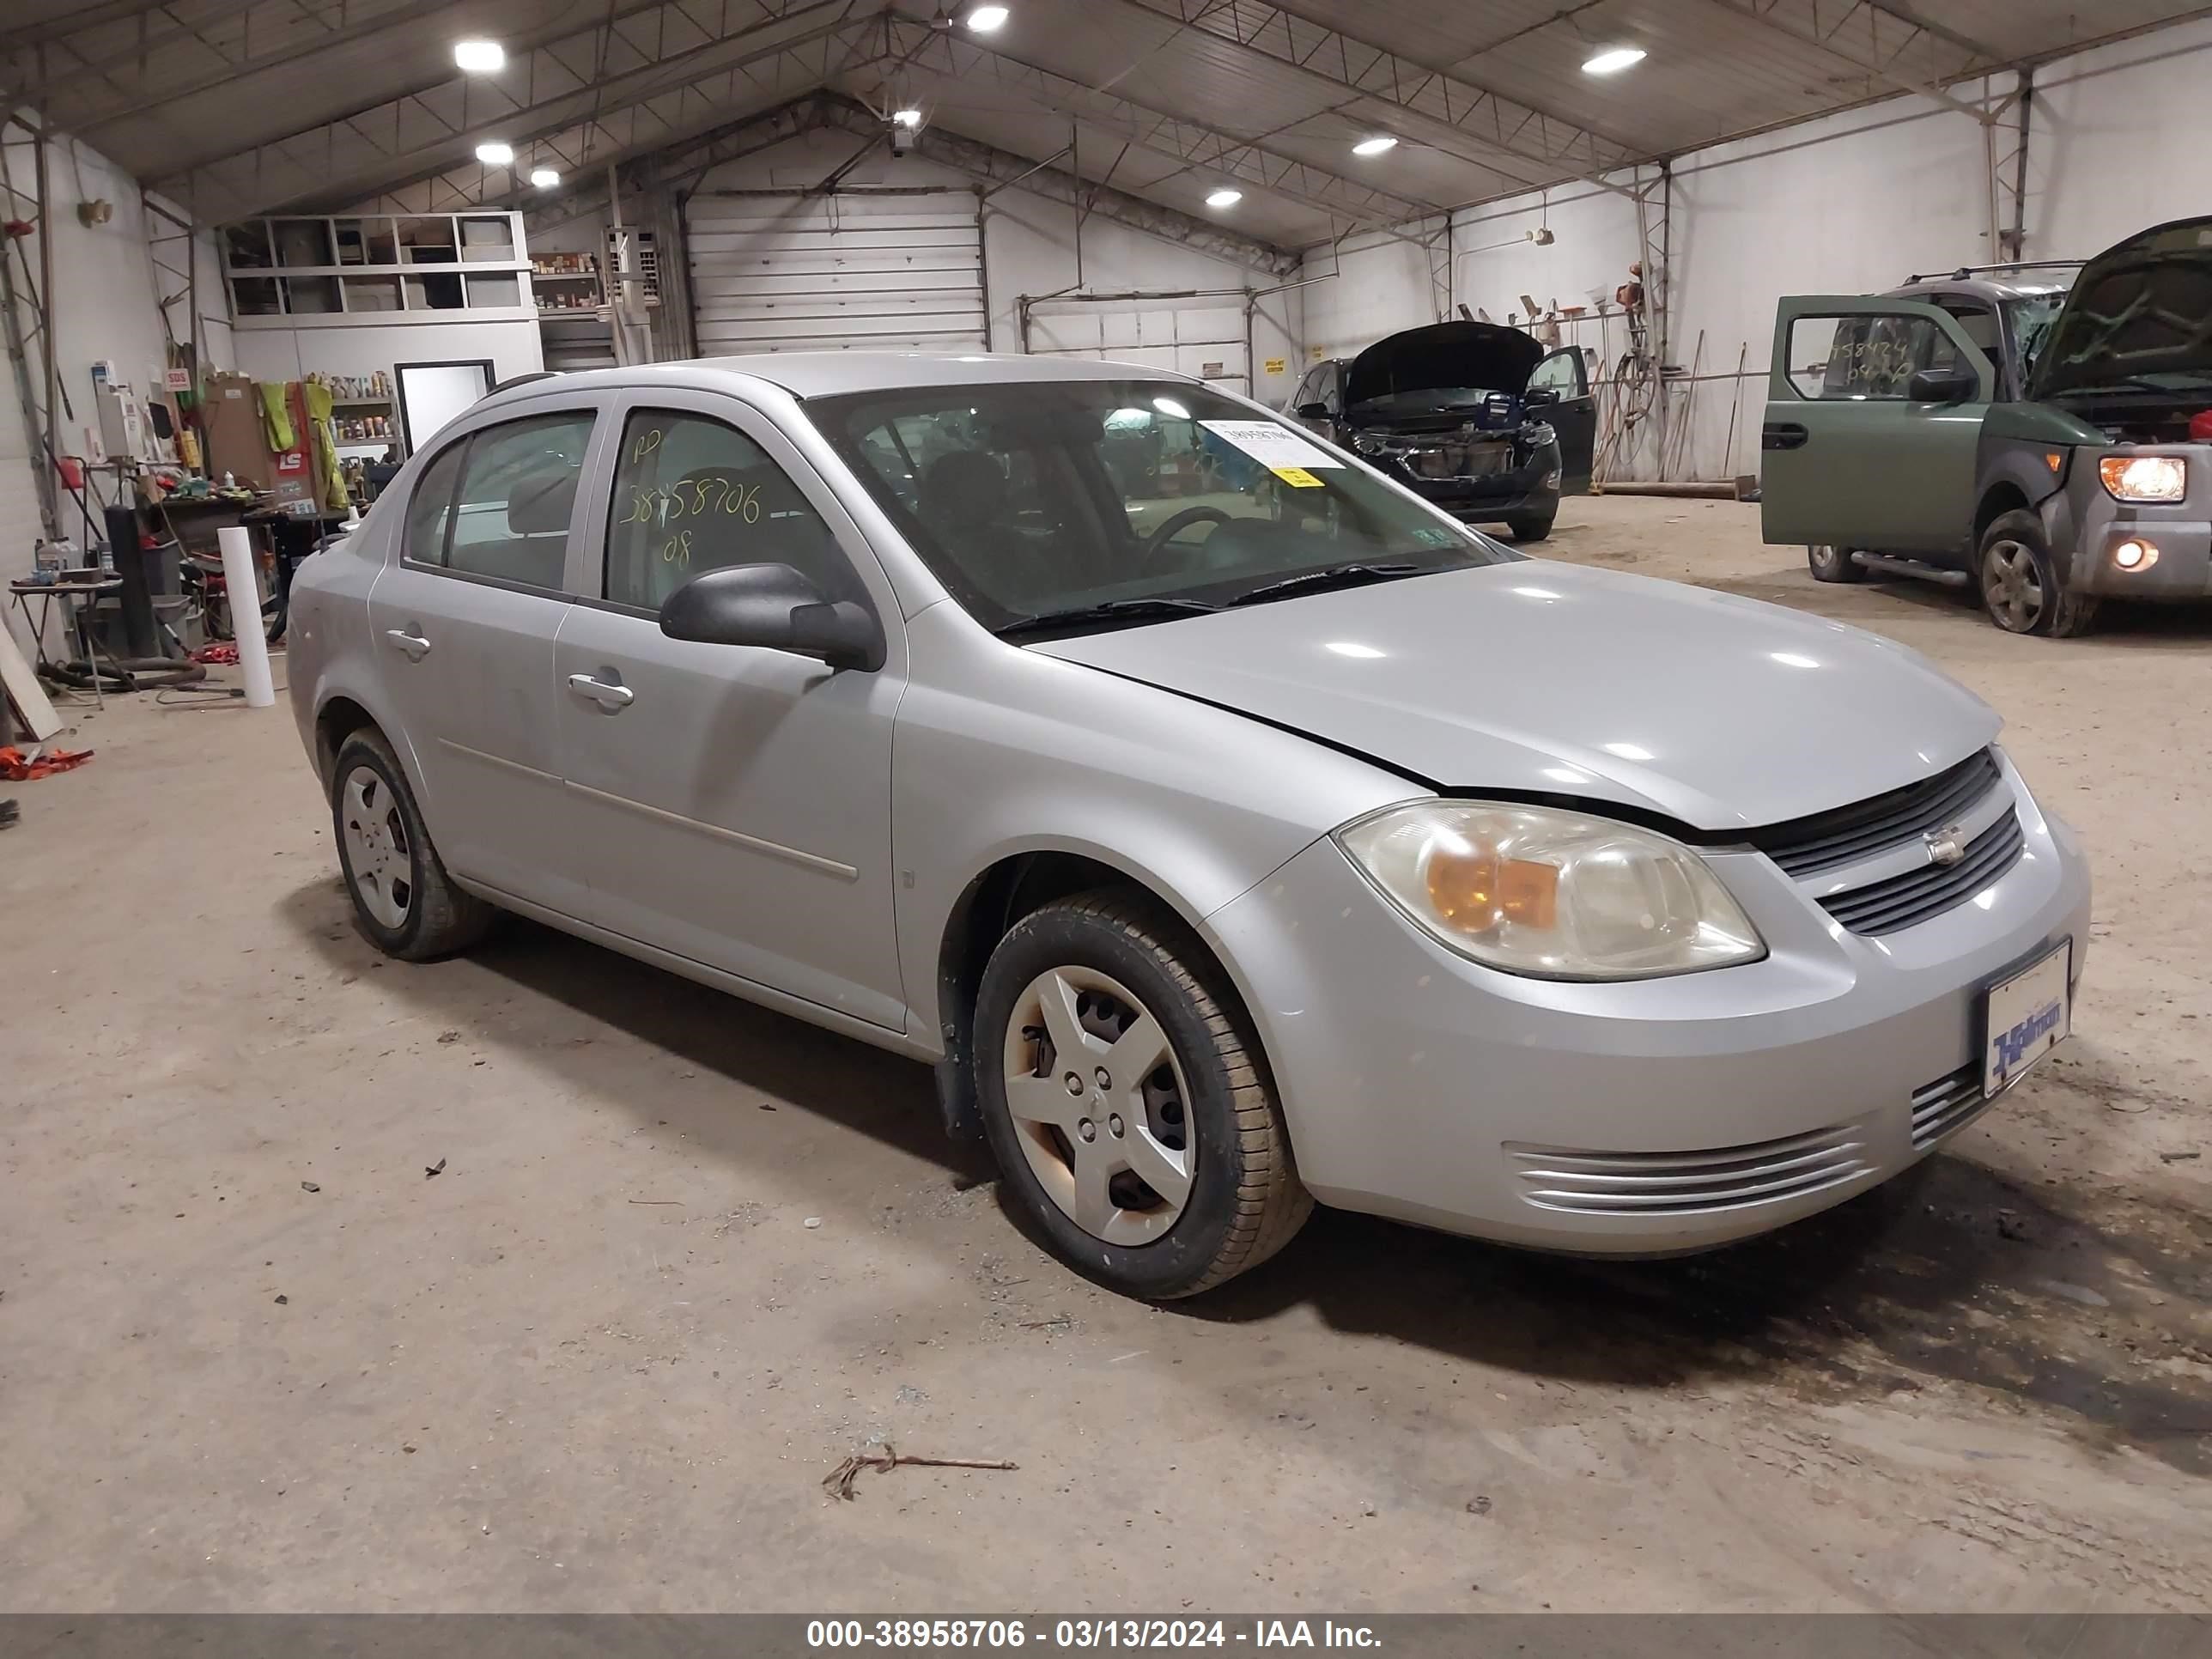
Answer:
[1820,808,2025,935]
[1911,1060,1990,1149]
[1748,748,2002,878]
[1504,1123,1870,1217]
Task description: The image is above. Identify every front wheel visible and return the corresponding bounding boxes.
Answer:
[1808,544,1867,583]
[1978,509,2099,637]
[1504,511,1554,543]
[974,890,1311,1299]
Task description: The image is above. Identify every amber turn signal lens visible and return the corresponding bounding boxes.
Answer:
[1424,843,1559,933]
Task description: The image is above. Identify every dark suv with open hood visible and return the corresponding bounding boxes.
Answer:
[1289,321,1597,541]
[1762,215,2212,636]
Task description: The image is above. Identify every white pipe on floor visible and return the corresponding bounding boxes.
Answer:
[216,525,276,708]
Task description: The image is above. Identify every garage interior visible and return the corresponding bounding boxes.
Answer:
[3,0,2211,1615]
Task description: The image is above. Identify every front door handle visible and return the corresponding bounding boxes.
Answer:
[385,627,432,660]
[1762,422,1810,452]
[567,672,635,710]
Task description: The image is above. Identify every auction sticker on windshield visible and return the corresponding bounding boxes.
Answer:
[1982,940,2070,1097]
[1199,420,1345,484]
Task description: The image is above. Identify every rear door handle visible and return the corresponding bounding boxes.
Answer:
[1762,422,1809,452]
[567,672,635,710]
[385,627,431,660]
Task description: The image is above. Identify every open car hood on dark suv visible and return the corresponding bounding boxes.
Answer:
[2028,214,2212,400]
[1343,320,1547,410]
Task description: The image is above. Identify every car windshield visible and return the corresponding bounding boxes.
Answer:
[2007,292,2069,386]
[810,379,1515,635]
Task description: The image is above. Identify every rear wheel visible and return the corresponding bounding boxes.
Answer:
[1505,511,1554,543]
[331,728,493,960]
[1808,544,1867,583]
[1978,509,2099,637]
[974,890,1310,1299]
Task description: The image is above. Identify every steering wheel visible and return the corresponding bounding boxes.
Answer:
[1139,505,1233,572]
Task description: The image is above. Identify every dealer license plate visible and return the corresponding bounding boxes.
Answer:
[1982,940,2071,1097]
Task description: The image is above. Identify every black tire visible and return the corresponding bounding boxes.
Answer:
[1504,511,1554,543]
[1978,509,2099,637]
[331,727,493,961]
[973,889,1311,1299]
[1808,544,1867,583]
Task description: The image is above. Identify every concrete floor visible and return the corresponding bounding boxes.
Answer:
[3,495,2209,1612]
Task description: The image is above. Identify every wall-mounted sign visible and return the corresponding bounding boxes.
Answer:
[1263,357,1286,375]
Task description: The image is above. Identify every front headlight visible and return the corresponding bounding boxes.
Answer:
[1336,801,1765,981]
[2099,454,2186,502]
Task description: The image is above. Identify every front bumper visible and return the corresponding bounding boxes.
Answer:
[2056,447,2212,599]
[1201,755,2090,1255]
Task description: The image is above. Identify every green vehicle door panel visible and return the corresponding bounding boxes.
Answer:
[1761,296,1996,556]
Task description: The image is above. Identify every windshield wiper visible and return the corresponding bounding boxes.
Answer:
[1224,562,1421,608]
[998,596,1221,637]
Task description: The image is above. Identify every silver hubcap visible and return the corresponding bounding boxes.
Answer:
[1001,965,1194,1245]
[340,765,413,930]
[1984,540,2044,631]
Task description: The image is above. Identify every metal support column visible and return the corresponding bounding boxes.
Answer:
[1424,211,1453,324]
[0,111,61,542]
[1989,70,2033,264]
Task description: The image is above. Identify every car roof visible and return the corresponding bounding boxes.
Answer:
[1886,272,2075,303]
[490,350,1202,405]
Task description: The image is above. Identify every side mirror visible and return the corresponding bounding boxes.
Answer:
[659,562,884,672]
[1523,386,1562,407]
[1295,402,1333,421]
[1907,366,1978,404]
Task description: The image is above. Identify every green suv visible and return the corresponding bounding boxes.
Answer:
[1761,216,2212,636]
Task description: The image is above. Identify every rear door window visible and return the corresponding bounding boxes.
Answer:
[402,441,466,564]
[432,411,595,590]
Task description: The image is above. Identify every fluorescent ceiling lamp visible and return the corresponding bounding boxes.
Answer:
[1352,136,1397,156]
[1581,46,1646,74]
[893,107,922,127]
[453,39,505,72]
[530,167,561,187]
[1206,187,1242,209]
[474,141,514,166]
[966,4,1010,30]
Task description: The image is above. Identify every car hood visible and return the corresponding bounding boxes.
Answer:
[1343,320,1546,409]
[2029,214,2212,399]
[1028,563,1999,832]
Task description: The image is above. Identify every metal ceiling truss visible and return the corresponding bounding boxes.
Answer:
[521,94,839,234]
[29,0,473,138]
[872,15,1437,234]
[155,0,864,221]
[7,0,435,127]
[1695,0,2006,122]
[809,96,1302,275]
[1108,0,1642,196]
[359,18,879,215]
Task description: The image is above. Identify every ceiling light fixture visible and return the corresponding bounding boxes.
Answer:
[1206,187,1242,209]
[893,107,923,127]
[474,141,514,166]
[1581,46,1646,75]
[453,39,505,73]
[966,4,1010,30]
[1352,136,1397,156]
[530,167,561,187]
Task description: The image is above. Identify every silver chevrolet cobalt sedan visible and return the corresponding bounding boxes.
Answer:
[289,353,2087,1299]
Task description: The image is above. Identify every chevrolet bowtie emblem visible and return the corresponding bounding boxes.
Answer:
[1926,826,1968,866]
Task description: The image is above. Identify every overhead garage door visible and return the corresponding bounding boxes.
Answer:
[1023,295,1250,395]
[685,191,986,356]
